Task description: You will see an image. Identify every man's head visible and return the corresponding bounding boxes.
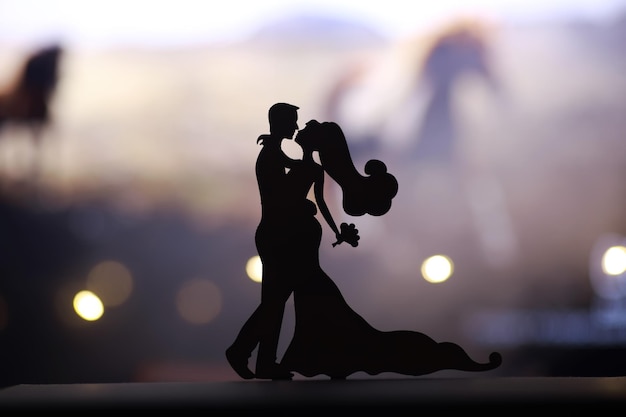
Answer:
[268,103,299,139]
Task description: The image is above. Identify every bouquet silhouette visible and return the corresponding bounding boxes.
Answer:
[332,222,360,247]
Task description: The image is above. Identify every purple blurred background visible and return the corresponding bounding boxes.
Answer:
[1,0,626,383]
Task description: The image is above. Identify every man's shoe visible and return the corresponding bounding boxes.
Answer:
[255,363,293,380]
[226,346,255,380]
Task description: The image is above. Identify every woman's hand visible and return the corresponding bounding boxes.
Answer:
[332,223,360,247]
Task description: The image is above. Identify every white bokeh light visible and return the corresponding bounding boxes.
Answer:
[246,255,263,283]
[421,254,454,283]
[590,234,626,300]
[602,246,626,276]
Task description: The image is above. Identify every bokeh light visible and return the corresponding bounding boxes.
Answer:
[176,278,222,324]
[246,255,263,283]
[421,254,454,283]
[601,246,626,276]
[86,260,134,307]
[590,234,626,300]
[73,290,104,321]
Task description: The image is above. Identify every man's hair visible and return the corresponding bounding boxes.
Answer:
[268,102,299,131]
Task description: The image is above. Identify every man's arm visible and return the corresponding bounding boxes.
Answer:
[281,150,299,170]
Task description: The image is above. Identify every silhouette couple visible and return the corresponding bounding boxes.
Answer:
[226,103,501,380]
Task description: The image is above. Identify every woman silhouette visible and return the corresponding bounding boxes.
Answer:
[279,120,501,379]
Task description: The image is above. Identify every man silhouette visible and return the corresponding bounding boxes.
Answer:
[226,102,300,380]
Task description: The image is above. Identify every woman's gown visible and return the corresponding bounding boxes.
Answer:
[279,159,502,379]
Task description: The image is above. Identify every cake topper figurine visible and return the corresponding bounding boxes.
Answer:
[226,103,502,380]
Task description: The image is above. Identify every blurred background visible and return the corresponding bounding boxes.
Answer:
[1,0,626,384]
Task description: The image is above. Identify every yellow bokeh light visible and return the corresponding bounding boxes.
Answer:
[246,255,263,283]
[86,260,134,307]
[176,279,222,325]
[421,254,454,283]
[602,245,626,276]
[73,290,104,321]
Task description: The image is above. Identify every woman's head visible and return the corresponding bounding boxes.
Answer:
[295,119,322,151]
[300,119,398,217]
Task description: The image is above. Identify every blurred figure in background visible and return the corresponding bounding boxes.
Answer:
[410,21,519,268]
[324,58,383,164]
[0,43,63,188]
[411,21,496,167]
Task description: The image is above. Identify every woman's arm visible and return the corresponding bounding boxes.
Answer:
[315,164,360,247]
[314,168,341,240]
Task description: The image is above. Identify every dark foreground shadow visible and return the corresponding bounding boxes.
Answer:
[2,377,626,414]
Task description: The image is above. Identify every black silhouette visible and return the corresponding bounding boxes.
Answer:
[0,43,63,181]
[226,104,502,380]
[226,102,304,380]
